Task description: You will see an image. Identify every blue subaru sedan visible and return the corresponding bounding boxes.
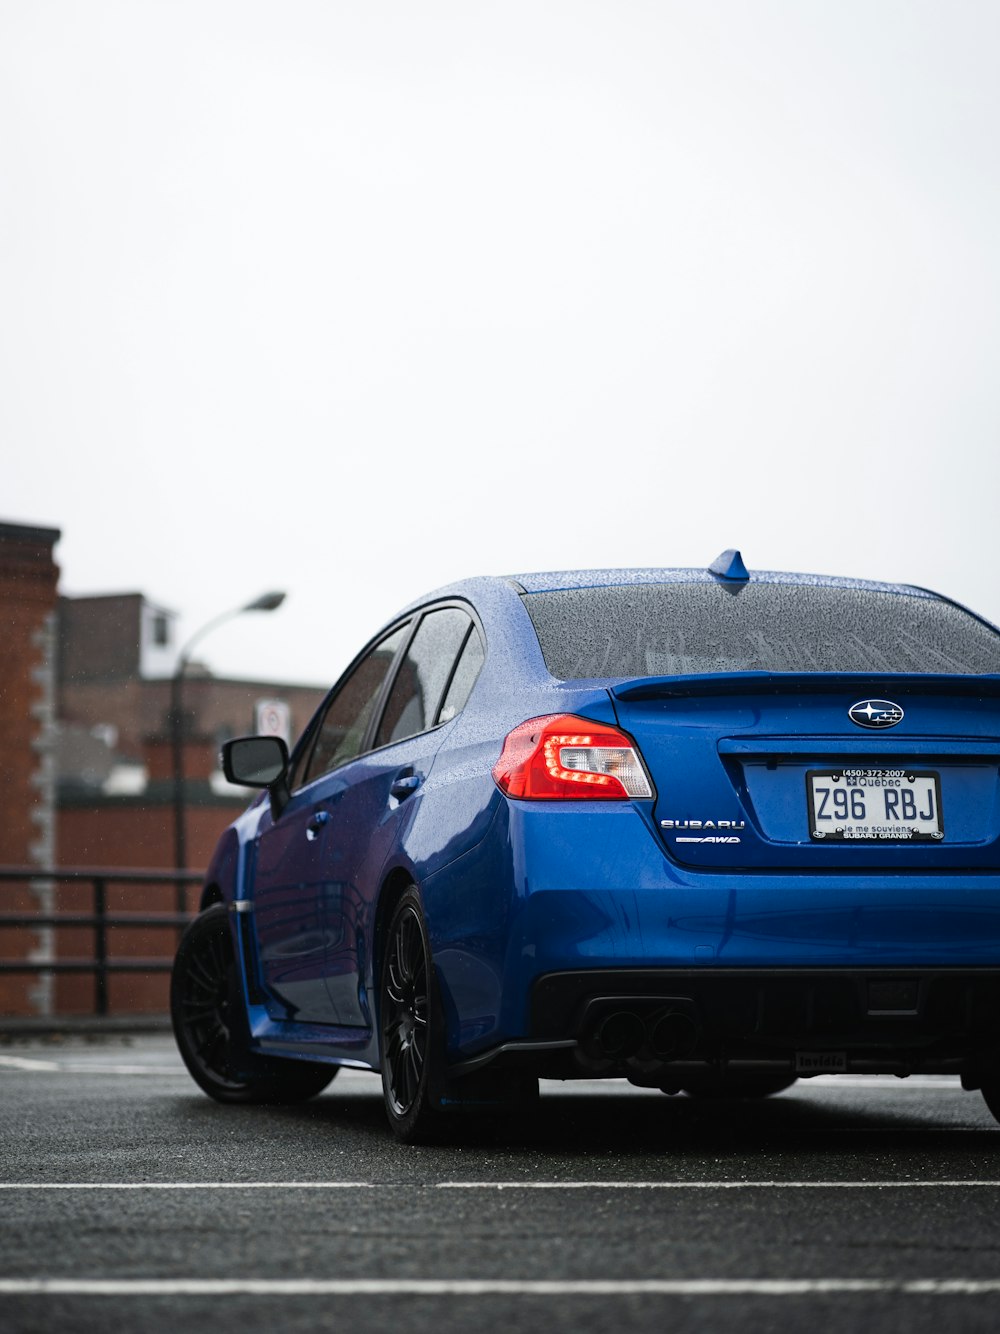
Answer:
[171,553,1000,1141]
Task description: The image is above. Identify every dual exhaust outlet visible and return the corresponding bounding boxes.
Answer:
[588,1006,699,1063]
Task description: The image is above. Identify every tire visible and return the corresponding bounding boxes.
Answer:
[679,1072,798,1099]
[171,903,337,1105]
[980,1081,1000,1126]
[378,888,539,1143]
[379,887,449,1143]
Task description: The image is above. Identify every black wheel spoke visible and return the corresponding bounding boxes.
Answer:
[385,1027,403,1063]
[396,920,414,982]
[400,1041,416,1107]
[187,952,220,993]
[198,1025,227,1071]
[184,979,218,1007]
[386,957,406,1004]
[410,1037,424,1073]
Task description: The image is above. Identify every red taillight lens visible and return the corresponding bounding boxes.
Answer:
[492,714,653,801]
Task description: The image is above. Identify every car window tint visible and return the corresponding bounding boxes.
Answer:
[522,583,1000,678]
[375,608,472,748]
[437,627,485,724]
[298,625,407,785]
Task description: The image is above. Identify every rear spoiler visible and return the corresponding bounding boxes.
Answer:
[611,672,1000,702]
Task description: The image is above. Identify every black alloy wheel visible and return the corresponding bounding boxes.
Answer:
[171,902,336,1104]
[379,887,445,1142]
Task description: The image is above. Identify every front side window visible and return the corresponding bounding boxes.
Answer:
[297,625,408,786]
[374,608,473,748]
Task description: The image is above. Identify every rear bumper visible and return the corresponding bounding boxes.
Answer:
[449,966,1000,1082]
[516,966,1000,1080]
[426,800,1000,1062]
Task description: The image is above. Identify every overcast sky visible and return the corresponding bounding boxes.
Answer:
[3,1,998,686]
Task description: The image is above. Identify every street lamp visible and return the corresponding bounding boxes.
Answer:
[170,592,286,881]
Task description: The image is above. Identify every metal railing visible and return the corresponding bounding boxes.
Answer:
[0,867,203,1016]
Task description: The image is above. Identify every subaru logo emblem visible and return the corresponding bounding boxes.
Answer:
[849,699,904,729]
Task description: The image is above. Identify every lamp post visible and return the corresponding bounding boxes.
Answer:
[170,592,286,887]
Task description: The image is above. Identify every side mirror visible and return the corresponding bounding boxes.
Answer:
[222,736,289,787]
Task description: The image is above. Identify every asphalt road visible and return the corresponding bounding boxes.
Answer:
[2,1035,1000,1333]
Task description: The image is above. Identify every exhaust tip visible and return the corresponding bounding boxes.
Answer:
[592,1010,645,1059]
[647,1009,699,1061]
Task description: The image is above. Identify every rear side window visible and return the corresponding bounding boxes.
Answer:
[374,608,474,748]
[438,627,485,724]
[297,625,408,785]
[523,583,1000,679]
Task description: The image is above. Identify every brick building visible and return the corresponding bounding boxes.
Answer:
[56,591,326,792]
[1,526,329,1017]
[0,521,61,1014]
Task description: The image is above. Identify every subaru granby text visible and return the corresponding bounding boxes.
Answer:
[171,552,1000,1141]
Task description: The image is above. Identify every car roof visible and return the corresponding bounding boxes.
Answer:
[394,563,940,623]
[508,567,936,599]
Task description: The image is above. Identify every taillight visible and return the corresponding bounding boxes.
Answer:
[492,714,653,800]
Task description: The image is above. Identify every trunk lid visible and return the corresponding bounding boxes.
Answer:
[610,672,1000,871]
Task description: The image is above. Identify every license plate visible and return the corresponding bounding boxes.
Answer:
[807,769,944,842]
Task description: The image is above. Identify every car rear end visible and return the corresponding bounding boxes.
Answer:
[491,566,1000,1097]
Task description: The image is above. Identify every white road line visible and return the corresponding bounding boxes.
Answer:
[0,1056,61,1071]
[63,1065,180,1075]
[0,1182,376,1191]
[1,1180,999,1191]
[0,1058,181,1075]
[434,1179,1000,1190]
[1,1278,1000,1296]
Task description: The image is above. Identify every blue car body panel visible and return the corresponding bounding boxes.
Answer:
[200,564,1000,1081]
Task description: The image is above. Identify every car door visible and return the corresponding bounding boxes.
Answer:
[250,624,409,1024]
[319,606,482,1027]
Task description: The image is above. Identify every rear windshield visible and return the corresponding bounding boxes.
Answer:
[522,583,1000,679]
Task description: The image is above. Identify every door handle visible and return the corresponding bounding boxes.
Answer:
[390,774,422,801]
[305,810,331,841]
